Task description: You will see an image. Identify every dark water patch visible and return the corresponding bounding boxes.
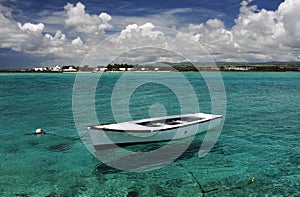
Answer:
[45,169,58,175]
[93,163,123,175]
[95,173,107,184]
[165,178,184,188]
[209,143,229,156]
[48,181,87,197]
[27,139,40,146]
[45,192,58,197]
[5,146,19,154]
[15,193,30,197]
[289,153,300,165]
[122,141,167,152]
[174,139,202,161]
[70,181,88,195]
[40,157,58,166]
[126,189,139,197]
[48,143,72,152]
[0,105,11,112]
[152,184,175,197]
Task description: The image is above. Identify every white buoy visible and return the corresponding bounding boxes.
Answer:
[35,128,44,134]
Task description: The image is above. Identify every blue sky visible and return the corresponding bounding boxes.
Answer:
[4,0,283,28]
[1,0,299,69]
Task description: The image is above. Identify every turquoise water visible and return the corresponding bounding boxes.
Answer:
[0,72,299,196]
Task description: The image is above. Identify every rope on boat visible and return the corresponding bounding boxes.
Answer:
[176,161,255,196]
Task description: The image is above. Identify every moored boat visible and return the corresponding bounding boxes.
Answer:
[88,112,222,149]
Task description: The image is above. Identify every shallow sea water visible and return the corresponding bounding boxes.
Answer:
[0,72,299,196]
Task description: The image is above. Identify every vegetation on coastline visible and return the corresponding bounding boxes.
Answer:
[0,62,299,73]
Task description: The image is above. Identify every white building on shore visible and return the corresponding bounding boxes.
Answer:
[63,66,77,72]
[51,65,61,72]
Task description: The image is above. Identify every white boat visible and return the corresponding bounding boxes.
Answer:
[88,113,222,149]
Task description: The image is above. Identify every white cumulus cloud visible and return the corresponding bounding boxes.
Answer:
[18,22,45,33]
[0,5,44,52]
[231,0,300,60]
[119,22,163,40]
[64,2,112,34]
[72,36,83,46]
[182,0,300,62]
[277,0,300,48]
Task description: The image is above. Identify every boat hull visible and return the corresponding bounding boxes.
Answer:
[89,117,222,149]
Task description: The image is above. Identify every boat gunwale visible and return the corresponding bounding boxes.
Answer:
[88,114,222,133]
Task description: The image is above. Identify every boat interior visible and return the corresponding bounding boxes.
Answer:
[135,116,203,127]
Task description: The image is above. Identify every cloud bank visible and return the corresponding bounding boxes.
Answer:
[0,0,299,67]
[184,0,300,62]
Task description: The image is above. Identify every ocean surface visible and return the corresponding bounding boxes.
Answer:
[0,72,299,196]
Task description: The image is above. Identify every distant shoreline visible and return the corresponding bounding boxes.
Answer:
[1,70,299,73]
[1,63,300,73]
